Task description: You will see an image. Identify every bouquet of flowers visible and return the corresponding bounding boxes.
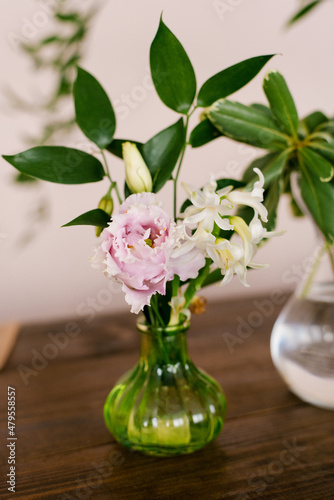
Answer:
[3,18,281,328]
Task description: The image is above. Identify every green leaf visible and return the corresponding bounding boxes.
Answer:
[40,35,64,46]
[208,99,290,150]
[202,268,223,288]
[74,67,116,149]
[2,146,105,184]
[290,195,304,217]
[298,147,333,182]
[142,118,185,192]
[124,181,132,199]
[242,152,276,183]
[14,172,38,184]
[302,111,328,134]
[150,18,196,114]
[250,103,275,119]
[299,164,334,243]
[287,1,322,27]
[216,178,245,190]
[236,205,255,227]
[197,55,275,107]
[55,12,81,23]
[263,71,299,138]
[189,119,223,148]
[308,140,334,162]
[62,209,111,228]
[263,178,281,232]
[318,121,334,135]
[243,150,289,188]
[106,139,143,159]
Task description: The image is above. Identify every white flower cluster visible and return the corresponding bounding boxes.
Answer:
[177,168,280,287]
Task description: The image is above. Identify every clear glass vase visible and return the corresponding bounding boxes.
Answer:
[270,243,334,410]
[104,317,227,456]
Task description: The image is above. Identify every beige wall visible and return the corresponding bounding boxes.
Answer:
[0,0,332,323]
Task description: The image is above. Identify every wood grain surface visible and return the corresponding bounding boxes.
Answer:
[0,296,333,500]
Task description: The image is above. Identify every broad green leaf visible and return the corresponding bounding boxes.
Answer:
[189,119,223,148]
[242,152,276,183]
[250,103,274,119]
[319,121,334,135]
[197,55,275,107]
[261,150,289,186]
[2,146,105,184]
[142,118,185,192]
[62,209,111,228]
[302,111,328,133]
[290,195,304,218]
[263,178,281,232]
[263,71,299,138]
[243,150,289,188]
[74,67,116,149]
[299,164,334,243]
[124,181,131,199]
[150,18,196,114]
[298,147,333,182]
[287,1,322,27]
[208,99,290,150]
[236,205,254,226]
[308,140,334,162]
[216,178,245,190]
[106,139,143,159]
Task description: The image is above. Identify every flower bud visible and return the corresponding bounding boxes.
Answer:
[96,193,113,237]
[122,142,152,193]
[98,194,114,215]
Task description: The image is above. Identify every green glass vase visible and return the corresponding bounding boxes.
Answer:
[104,317,227,456]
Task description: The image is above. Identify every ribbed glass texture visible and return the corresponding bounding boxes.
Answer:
[104,318,227,456]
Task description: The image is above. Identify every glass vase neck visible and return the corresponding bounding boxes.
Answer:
[136,317,191,365]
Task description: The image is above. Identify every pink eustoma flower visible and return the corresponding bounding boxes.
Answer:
[91,193,204,313]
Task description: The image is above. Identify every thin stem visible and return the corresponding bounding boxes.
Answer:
[147,306,155,327]
[300,243,327,299]
[156,330,169,365]
[184,259,211,308]
[326,243,334,277]
[100,149,122,205]
[173,107,196,221]
[113,183,122,205]
[150,295,165,327]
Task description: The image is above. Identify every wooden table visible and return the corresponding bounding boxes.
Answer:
[0,296,333,499]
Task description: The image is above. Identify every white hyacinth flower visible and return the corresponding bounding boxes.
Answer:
[179,168,282,287]
[182,177,234,241]
[226,168,268,223]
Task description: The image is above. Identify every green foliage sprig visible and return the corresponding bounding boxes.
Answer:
[286,0,325,27]
[201,71,334,244]
[3,16,273,235]
[8,0,94,150]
